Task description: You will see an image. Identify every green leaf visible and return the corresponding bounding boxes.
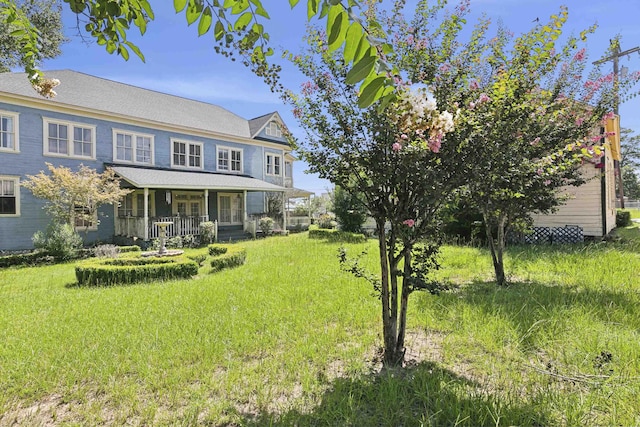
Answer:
[140,0,155,19]
[198,7,212,35]
[124,41,145,62]
[174,0,188,12]
[289,0,300,8]
[307,0,318,20]
[327,8,347,52]
[345,51,376,85]
[343,21,363,63]
[249,0,269,18]
[117,44,129,60]
[185,0,202,25]
[358,76,385,108]
[214,20,224,40]
[234,11,252,30]
[352,34,370,62]
[106,39,116,53]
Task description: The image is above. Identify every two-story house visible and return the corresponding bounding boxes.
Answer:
[0,70,303,251]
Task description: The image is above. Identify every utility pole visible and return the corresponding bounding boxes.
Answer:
[593,40,640,209]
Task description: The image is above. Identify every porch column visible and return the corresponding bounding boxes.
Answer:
[282,191,287,231]
[204,189,209,220]
[143,187,149,241]
[243,190,248,222]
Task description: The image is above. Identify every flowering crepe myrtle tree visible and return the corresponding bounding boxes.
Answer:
[397,4,640,286]
[22,163,131,230]
[286,25,464,366]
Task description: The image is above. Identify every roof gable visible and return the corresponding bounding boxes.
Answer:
[248,111,288,140]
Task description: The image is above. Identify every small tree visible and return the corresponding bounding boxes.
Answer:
[332,185,367,233]
[287,6,467,364]
[23,163,131,229]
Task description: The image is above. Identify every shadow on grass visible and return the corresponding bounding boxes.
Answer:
[237,362,548,426]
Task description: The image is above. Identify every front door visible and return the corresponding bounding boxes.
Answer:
[218,193,243,225]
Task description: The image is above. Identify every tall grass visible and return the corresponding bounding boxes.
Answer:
[1,233,639,425]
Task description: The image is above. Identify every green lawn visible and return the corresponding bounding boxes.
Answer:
[1,233,639,426]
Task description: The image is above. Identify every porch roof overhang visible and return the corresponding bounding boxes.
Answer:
[286,187,315,198]
[111,166,286,192]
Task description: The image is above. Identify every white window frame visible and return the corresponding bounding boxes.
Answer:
[217,146,243,173]
[0,110,19,153]
[0,175,20,217]
[112,129,155,165]
[265,121,282,138]
[43,118,96,160]
[74,205,98,231]
[171,138,204,169]
[266,153,282,176]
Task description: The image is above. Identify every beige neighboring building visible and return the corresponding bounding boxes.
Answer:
[532,137,617,238]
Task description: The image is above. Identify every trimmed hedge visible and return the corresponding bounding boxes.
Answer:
[119,245,142,253]
[308,228,368,243]
[616,210,632,227]
[208,244,228,256]
[75,256,198,286]
[210,245,246,272]
[0,251,54,268]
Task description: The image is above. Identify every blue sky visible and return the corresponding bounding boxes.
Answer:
[41,0,640,194]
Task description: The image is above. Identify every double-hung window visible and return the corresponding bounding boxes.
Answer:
[74,205,97,230]
[0,111,19,152]
[265,121,282,138]
[0,176,19,216]
[44,118,95,159]
[113,130,154,165]
[172,139,203,169]
[217,147,242,173]
[266,153,282,176]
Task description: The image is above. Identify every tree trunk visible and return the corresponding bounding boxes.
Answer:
[483,213,508,287]
[393,245,412,365]
[376,221,396,364]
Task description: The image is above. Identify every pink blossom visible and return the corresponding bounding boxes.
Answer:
[403,219,415,227]
[469,101,476,110]
[469,80,479,90]
[428,132,443,153]
[536,168,543,176]
[392,142,402,152]
[573,48,586,62]
[575,117,585,126]
[603,111,615,121]
[544,180,551,186]
[438,63,451,73]
[400,133,408,140]
[478,93,491,103]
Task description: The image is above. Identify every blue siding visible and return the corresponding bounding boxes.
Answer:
[0,101,292,250]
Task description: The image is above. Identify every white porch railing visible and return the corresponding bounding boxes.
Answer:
[149,216,210,239]
[115,215,210,239]
[287,215,311,229]
[115,216,146,238]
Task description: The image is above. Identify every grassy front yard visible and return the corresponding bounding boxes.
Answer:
[1,232,639,425]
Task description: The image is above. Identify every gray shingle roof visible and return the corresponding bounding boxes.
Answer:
[248,112,275,136]
[111,166,285,192]
[0,70,255,138]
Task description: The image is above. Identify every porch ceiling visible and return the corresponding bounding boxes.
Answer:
[111,166,285,192]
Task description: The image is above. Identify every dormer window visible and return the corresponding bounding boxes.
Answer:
[265,121,282,138]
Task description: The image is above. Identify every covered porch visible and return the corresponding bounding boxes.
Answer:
[111,166,287,241]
